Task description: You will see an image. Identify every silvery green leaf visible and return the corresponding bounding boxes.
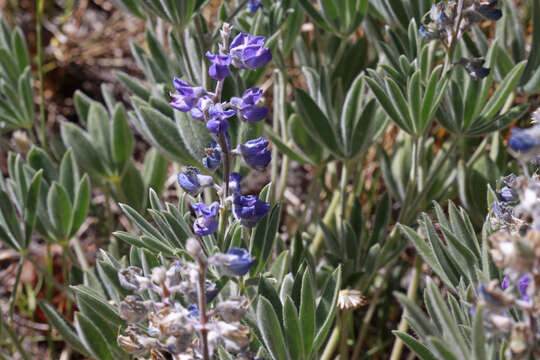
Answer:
[142,148,169,195]
[74,312,113,360]
[59,149,79,202]
[312,265,341,353]
[393,331,437,360]
[39,300,91,358]
[47,182,73,241]
[70,174,90,237]
[299,269,315,356]
[111,104,134,173]
[283,296,304,360]
[295,88,344,158]
[257,296,291,360]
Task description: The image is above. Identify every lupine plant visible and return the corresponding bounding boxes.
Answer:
[1,0,540,359]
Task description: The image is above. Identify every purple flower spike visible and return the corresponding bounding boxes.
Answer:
[229,33,272,70]
[233,195,270,228]
[191,202,219,236]
[223,248,255,276]
[206,52,231,81]
[231,88,269,122]
[170,78,206,112]
[248,0,263,13]
[238,137,271,171]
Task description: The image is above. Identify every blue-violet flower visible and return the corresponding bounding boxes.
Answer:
[178,167,214,196]
[203,141,222,172]
[230,87,269,122]
[232,195,270,227]
[229,173,242,195]
[206,52,231,81]
[207,103,236,135]
[248,0,263,13]
[229,33,272,70]
[191,202,219,236]
[238,137,271,171]
[211,248,255,276]
[170,78,207,112]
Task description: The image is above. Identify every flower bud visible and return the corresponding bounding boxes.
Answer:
[210,248,255,276]
[237,137,271,171]
[151,267,166,286]
[217,297,248,322]
[118,266,149,292]
[186,238,203,258]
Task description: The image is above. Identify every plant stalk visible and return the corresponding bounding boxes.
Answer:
[389,255,423,360]
[36,0,47,152]
[197,258,210,360]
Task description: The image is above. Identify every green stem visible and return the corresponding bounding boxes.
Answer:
[36,0,47,153]
[310,190,341,256]
[339,310,351,359]
[389,255,422,360]
[277,155,290,202]
[351,284,383,360]
[0,315,31,360]
[339,161,350,225]
[9,257,24,323]
[321,320,341,360]
[71,237,89,272]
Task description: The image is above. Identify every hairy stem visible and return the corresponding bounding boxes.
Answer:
[197,258,210,360]
[9,256,24,322]
[389,255,422,360]
[36,0,47,152]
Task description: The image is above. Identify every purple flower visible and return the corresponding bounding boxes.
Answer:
[206,281,219,302]
[230,88,269,122]
[498,186,516,202]
[501,275,531,301]
[233,194,270,227]
[206,52,231,81]
[229,33,272,70]
[170,78,206,112]
[206,103,236,135]
[418,25,439,40]
[191,202,219,236]
[518,274,530,301]
[187,304,199,318]
[178,167,214,196]
[229,173,242,195]
[238,137,271,171]
[456,58,490,79]
[222,248,255,276]
[476,1,503,21]
[508,127,540,152]
[189,96,214,121]
[248,0,263,13]
[203,141,221,172]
